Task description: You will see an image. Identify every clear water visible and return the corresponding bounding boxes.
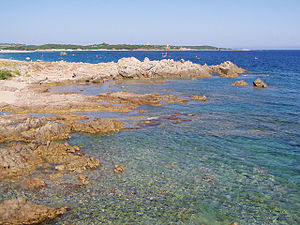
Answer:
[0,51,300,224]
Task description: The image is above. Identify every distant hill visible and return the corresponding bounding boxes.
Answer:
[0,43,232,51]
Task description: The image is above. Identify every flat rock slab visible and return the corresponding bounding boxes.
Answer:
[0,198,68,224]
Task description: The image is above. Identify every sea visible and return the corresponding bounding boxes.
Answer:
[0,50,299,224]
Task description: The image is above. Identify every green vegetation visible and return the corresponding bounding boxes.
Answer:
[0,70,13,80]
[1,43,231,51]
[0,70,19,80]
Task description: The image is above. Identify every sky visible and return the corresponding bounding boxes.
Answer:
[0,0,300,49]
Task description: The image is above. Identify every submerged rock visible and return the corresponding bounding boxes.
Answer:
[98,91,164,106]
[232,80,249,86]
[23,178,46,189]
[35,141,100,173]
[77,173,89,185]
[191,95,207,101]
[69,117,124,134]
[114,165,126,174]
[253,78,268,88]
[0,198,68,224]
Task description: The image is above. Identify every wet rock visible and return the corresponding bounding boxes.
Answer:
[0,143,43,179]
[49,172,63,180]
[0,115,47,143]
[23,178,46,189]
[187,113,198,116]
[253,167,268,174]
[191,95,207,101]
[98,91,164,107]
[77,173,89,185]
[0,198,68,224]
[22,121,71,143]
[164,94,188,103]
[202,175,214,182]
[35,142,100,173]
[253,78,268,88]
[219,72,239,78]
[55,165,65,171]
[114,165,126,174]
[69,117,124,134]
[232,80,248,86]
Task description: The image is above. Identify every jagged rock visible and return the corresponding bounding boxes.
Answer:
[22,122,71,143]
[163,94,188,103]
[55,165,65,171]
[98,91,164,106]
[49,172,63,180]
[0,198,68,224]
[77,173,89,185]
[35,142,100,173]
[0,143,43,179]
[253,78,268,88]
[114,165,126,174]
[232,80,249,86]
[23,178,46,189]
[0,115,47,143]
[69,117,124,134]
[208,61,246,78]
[191,95,207,101]
[118,57,143,78]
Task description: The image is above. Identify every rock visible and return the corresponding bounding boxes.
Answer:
[98,91,164,107]
[191,95,207,101]
[114,165,126,174]
[55,165,65,171]
[77,173,89,185]
[232,80,248,86]
[36,142,100,173]
[208,61,246,78]
[0,143,43,179]
[164,94,188,103]
[253,78,268,88]
[69,117,124,134]
[117,57,143,78]
[49,172,63,180]
[0,198,68,224]
[23,178,46,189]
[22,122,71,142]
[180,59,185,63]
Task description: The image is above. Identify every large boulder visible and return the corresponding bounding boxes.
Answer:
[253,78,268,88]
[208,61,247,78]
[117,57,143,78]
[117,57,211,79]
[0,198,68,224]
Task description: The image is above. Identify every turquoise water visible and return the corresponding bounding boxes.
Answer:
[1,51,300,224]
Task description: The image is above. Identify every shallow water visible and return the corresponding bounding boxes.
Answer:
[1,51,300,224]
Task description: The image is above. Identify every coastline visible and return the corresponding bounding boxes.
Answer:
[0,48,251,53]
[0,57,248,224]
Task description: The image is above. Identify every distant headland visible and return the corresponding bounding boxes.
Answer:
[0,43,248,52]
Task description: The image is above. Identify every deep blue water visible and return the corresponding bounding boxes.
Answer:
[0,51,299,224]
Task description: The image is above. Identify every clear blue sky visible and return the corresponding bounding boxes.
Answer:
[1,0,300,49]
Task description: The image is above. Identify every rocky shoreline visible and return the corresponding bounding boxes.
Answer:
[0,57,246,224]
